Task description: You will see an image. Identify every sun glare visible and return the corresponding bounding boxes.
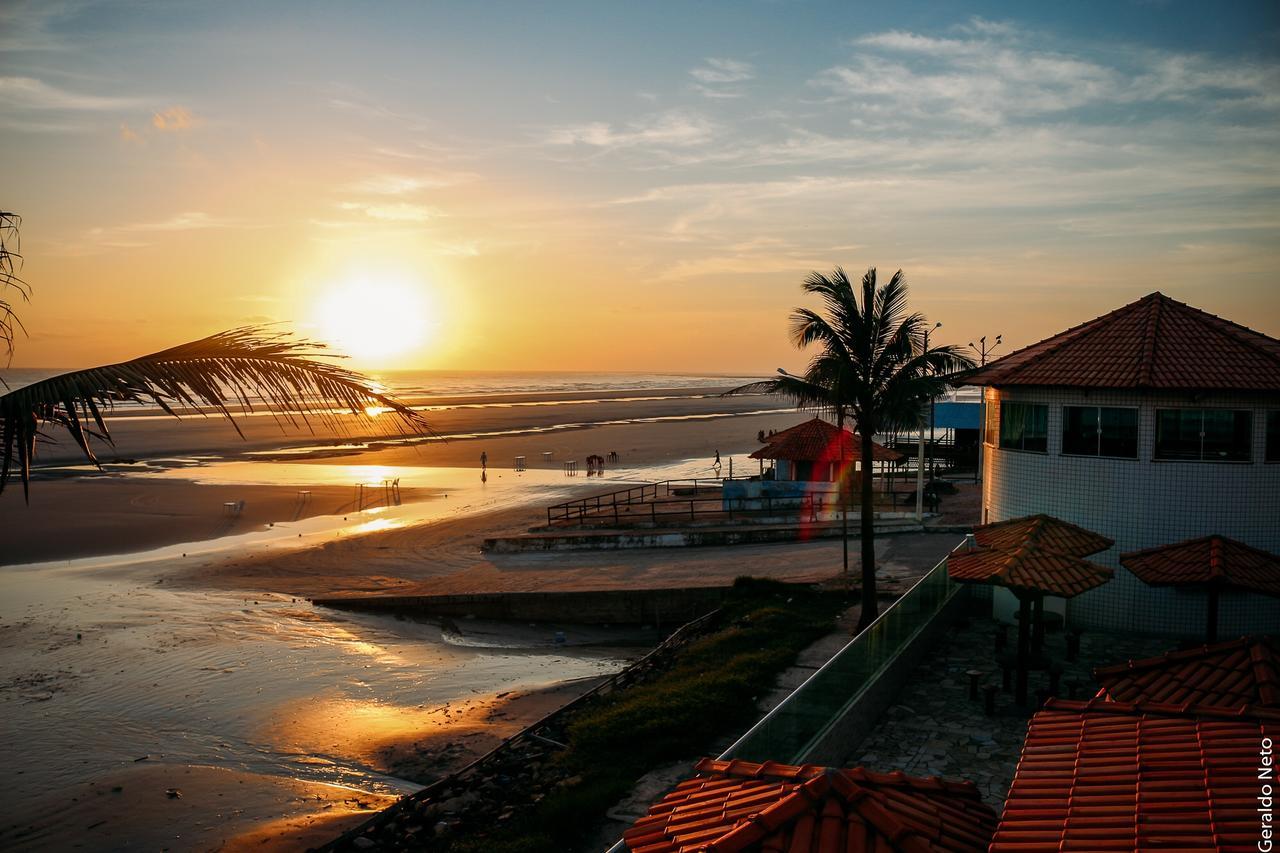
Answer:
[315,275,434,364]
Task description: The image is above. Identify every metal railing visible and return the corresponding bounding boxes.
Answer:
[545,478,916,528]
[718,553,962,765]
[547,478,729,526]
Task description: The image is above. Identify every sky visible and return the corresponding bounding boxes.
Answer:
[2,0,1278,372]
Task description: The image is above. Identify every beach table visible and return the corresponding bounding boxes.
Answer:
[564,460,577,475]
[514,455,526,471]
[542,451,554,463]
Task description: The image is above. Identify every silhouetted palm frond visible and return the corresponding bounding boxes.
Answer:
[0,326,432,499]
[0,211,28,365]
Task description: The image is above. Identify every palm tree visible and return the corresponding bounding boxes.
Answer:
[731,267,973,629]
[1,211,27,365]
[0,215,431,500]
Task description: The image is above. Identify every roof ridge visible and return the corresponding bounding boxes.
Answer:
[1155,291,1280,365]
[1092,636,1252,678]
[1043,697,1280,722]
[1119,533,1222,561]
[1138,293,1161,387]
[987,296,1141,376]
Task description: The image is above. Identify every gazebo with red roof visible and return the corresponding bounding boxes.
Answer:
[749,417,902,483]
[960,291,1280,638]
[623,758,997,853]
[948,514,1113,705]
[1120,535,1280,642]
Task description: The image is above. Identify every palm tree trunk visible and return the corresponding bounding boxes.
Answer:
[857,425,878,630]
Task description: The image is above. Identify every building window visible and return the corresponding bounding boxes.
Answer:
[999,402,1048,453]
[1062,406,1138,458]
[1154,409,1252,462]
[1267,411,1279,462]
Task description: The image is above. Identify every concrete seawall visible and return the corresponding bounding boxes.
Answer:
[313,586,736,626]
[483,519,955,553]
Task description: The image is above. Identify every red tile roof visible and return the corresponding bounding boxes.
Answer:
[624,758,996,853]
[1120,535,1280,597]
[947,542,1113,598]
[992,699,1280,853]
[1094,637,1280,710]
[749,418,904,463]
[972,514,1114,558]
[964,291,1280,391]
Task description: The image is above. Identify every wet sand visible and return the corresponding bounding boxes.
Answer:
[2,395,795,568]
[1,390,808,851]
[4,765,399,852]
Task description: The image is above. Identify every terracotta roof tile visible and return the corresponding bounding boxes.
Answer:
[992,700,1280,852]
[972,514,1114,558]
[749,418,903,463]
[964,292,1280,391]
[948,542,1113,598]
[1120,535,1280,597]
[623,758,997,853]
[1094,637,1280,710]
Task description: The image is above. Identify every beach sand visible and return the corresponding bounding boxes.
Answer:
[2,391,795,567]
[2,763,399,852]
[0,388,972,851]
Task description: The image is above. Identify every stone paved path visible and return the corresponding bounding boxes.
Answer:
[847,615,1171,807]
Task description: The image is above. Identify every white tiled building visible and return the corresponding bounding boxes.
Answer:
[966,293,1280,637]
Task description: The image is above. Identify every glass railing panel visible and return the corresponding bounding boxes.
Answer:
[721,558,959,764]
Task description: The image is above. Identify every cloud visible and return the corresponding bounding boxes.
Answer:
[0,76,140,111]
[690,57,754,98]
[59,211,237,254]
[690,58,754,84]
[119,122,143,143]
[817,22,1280,125]
[348,172,472,195]
[151,105,199,131]
[545,110,714,148]
[338,201,438,222]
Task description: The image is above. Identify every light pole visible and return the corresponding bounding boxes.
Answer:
[925,322,941,483]
[916,322,940,521]
[967,334,1002,486]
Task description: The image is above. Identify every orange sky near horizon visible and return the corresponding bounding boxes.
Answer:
[3,3,1278,374]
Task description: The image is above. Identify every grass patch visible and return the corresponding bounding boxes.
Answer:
[439,577,849,852]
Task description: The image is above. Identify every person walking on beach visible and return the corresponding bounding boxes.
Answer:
[480,451,488,470]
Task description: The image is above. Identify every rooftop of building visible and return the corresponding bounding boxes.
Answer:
[992,698,1280,852]
[749,417,904,463]
[963,291,1280,392]
[623,757,997,853]
[1120,534,1280,596]
[1094,635,1280,709]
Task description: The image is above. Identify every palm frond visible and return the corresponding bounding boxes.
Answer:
[0,211,28,365]
[723,374,835,411]
[0,326,433,499]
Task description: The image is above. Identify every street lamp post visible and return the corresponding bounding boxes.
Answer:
[926,322,941,483]
[967,334,1002,487]
[916,322,941,521]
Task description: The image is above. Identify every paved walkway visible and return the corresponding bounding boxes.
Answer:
[847,615,1171,807]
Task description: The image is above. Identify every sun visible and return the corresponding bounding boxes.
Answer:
[314,275,434,364]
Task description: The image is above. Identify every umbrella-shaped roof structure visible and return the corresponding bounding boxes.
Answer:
[948,542,1113,598]
[748,417,903,463]
[623,758,996,853]
[1119,534,1280,597]
[971,514,1113,558]
[1093,636,1280,710]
